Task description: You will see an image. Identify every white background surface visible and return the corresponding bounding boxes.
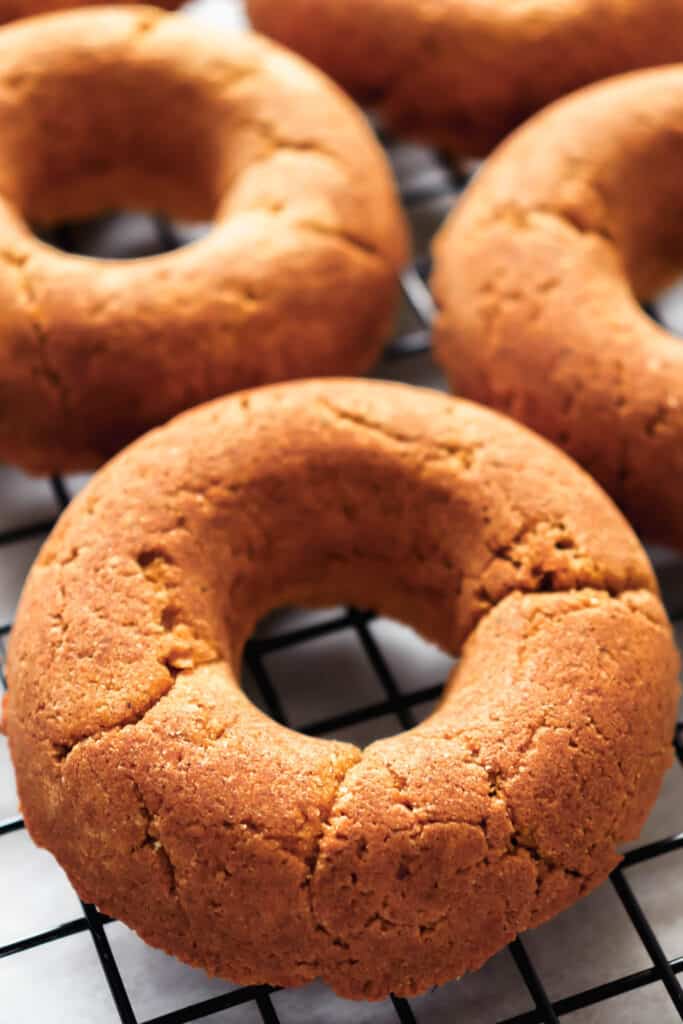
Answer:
[1,0,683,1021]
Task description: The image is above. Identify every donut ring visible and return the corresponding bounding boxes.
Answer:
[247,0,683,156]
[0,0,179,25]
[5,379,678,1000]
[433,66,683,550]
[0,7,407,474]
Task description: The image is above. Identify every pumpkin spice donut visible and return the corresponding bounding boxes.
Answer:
[433,66,683,550]
[0,7,407,475]
[4,379,679,1000]
[247,0,683,156]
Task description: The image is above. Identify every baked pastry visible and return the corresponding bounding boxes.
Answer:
[0,0,179,23]
[433,66,683,549]
[247,0,683,156]
[4,379,678,1000]
[0,6,407,474]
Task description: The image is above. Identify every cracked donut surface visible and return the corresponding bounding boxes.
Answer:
[4,379,679,1000]
[434,65,683,550]
[0,7,407,474]
[247,0,683,156]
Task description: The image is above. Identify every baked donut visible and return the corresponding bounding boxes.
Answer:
[0,0,179,24]
[433,66,683,550]
[247,0,683,156]
[0,7,407,474]
[4,379,678,1000]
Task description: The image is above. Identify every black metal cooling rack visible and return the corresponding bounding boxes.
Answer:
[1,145,683,1024]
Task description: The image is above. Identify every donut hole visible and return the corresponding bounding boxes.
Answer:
[2,49,231,234]
[156,436,483,742]
[35,211,210,260]
[647,276,683,339]
[594,127,683,300]
[244,605,455,744]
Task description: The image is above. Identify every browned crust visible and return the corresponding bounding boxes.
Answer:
[0,0,180,22]
[247,0,683,156]
[0,7,408,473]
[4,379,679,999]
[433,65,683,550]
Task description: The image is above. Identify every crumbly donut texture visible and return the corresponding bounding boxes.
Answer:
[433,66,683,550]
[4,380,679,1000]
[0,7,407,474]
[247,0,683,156]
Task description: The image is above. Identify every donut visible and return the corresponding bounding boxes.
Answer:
[4,379,678,1000]
[433,66,683,550]
[247,0,683,156]
[0,0,179,25]
[0,7,407,474]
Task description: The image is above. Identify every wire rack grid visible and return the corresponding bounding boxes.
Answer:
[1,7,683,1024]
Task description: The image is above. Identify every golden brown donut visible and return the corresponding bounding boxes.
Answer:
[0,0,179,24]
[4,379,679,1000]
[433,66,683,551]
[247,0,683,156]
[0,7,407,474]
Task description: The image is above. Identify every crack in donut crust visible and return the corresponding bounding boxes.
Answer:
[4,379,679,1000]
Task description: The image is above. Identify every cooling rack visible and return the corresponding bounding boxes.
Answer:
[1,1,683,1021]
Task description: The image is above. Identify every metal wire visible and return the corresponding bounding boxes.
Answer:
[0,146,682,1024]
